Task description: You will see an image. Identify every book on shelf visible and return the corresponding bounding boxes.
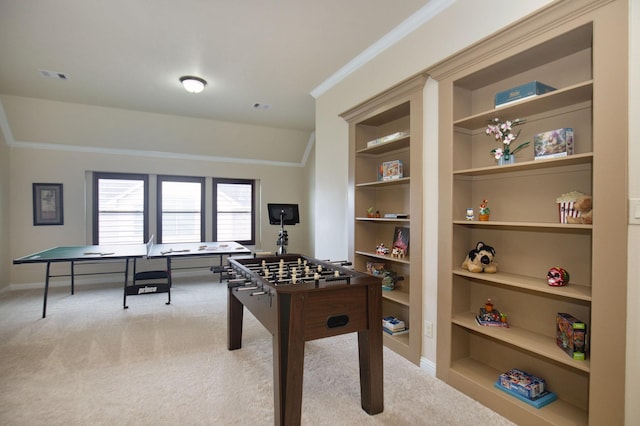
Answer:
[383,327,409,336]
[366,131,409,148]
[382,316,405,331]
[383,213,408,219]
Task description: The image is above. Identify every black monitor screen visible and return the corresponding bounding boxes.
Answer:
[267,203,300,225]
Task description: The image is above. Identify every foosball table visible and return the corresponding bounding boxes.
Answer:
[225,253,383,425]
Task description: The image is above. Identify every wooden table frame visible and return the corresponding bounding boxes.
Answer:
[226,254,383,425]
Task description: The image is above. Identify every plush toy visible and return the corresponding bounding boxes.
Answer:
[461,241,497,273]
[566,194,592,224]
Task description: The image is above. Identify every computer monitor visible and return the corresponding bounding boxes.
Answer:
[267,203,300,225]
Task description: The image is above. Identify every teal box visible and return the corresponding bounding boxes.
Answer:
[495,81,556,107]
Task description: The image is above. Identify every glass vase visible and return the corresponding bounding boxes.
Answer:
[498,155,515,166]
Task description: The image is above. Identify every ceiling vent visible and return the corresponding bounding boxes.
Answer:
[39,69,70,80]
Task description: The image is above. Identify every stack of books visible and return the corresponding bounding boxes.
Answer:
[382,316,409,335]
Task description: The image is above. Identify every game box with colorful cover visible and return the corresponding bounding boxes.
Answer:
[497,368,546,400]
[556,312,587,360]
[534,127,574,160]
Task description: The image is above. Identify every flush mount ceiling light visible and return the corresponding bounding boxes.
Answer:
[179,76,207,93]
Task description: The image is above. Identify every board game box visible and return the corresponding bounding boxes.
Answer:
[556,312,587,360]
[495,80,556,107]
[497,368,546,400]
[380,160,403,181]
[534,128,574,160]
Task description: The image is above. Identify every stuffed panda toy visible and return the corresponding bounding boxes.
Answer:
[461,241,497,273]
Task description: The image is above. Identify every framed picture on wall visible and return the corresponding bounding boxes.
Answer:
[33,183,64,226]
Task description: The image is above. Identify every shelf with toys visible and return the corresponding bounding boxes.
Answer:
[452,152,593,177]
[453,80,592,131]
[451,268,591,302]
[448,358,588,426]
[431,2,628,424]
[451,311,590,373]
[342,74,425,365]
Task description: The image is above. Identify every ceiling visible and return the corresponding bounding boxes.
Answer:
[0,0,433,132]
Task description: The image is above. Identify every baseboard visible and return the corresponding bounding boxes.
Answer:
[420,356,436,376]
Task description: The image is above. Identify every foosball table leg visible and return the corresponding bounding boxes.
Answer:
[358,284,384,414]
[227,287,244,350]
[274,293,306,426]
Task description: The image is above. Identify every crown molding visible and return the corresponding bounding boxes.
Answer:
[310,0,455,99]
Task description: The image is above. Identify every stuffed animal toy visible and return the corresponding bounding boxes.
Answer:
[566,194,592,224]
[461,241,497,273]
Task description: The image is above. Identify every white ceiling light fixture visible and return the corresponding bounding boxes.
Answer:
[179,76,207,93]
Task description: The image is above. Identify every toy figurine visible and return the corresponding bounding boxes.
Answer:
[381,271,403,291]
[479,199,490,221]
[376,243,389,255]
[547,267,570,286]
[485,298,494,312]
[466,208,474,220]
[461,241,497,273]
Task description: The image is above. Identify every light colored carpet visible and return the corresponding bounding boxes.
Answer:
[0,276,515,425]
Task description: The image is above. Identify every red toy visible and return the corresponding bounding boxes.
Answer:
[547,267,570,287]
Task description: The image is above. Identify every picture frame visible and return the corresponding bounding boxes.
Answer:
[392,226,409,255]
[33,183,64,226]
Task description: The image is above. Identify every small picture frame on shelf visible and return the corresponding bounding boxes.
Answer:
[392,227,409,256]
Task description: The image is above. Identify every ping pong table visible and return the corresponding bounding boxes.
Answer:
[13,240,251,318]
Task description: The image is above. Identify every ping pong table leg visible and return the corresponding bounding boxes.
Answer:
[70,260,75,295]
[42,262,51,318]
[123,258,131,309]
[166,257,172,287]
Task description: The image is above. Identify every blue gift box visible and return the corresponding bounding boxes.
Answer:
[495,81,556,107]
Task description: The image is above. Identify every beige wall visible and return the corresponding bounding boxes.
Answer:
[4,96,313,286]
[0,123,9,291]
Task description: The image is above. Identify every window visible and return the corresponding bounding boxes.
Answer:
[93,172,148,244]
[157,175,205,243]
[213,178,255,245]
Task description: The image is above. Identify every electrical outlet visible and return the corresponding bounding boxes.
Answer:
[630,198,640,225]
[424,321,433,338]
